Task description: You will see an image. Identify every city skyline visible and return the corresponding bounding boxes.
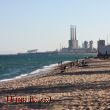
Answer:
[0,0,110,54]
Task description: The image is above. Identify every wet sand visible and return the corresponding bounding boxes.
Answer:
[0,58,110,110]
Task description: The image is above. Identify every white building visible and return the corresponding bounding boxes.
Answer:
[106,45,110,55]
[98,40,110,56]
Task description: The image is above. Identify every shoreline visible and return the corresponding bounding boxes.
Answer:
[0,58,110,109]
[0,62,58,82]
[0,60,71,83]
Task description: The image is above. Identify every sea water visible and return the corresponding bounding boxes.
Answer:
[0,53,96,81]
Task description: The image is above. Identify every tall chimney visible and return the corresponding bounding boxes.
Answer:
[73,26,74,40]
[75,26,76,40]
[70,26,73,40]
[70,25,75,40]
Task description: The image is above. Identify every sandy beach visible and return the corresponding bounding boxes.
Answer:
[0,58,110,110]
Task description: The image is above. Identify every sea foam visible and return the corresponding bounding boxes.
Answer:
[0,60,71,82]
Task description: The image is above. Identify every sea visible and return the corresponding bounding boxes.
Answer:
[0,53,96,82]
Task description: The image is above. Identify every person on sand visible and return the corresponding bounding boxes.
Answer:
[70,62,73,68]
[58,61,65,73]
[64,65,66,71]
[58,61,63,69]
[58,61,62,66]
[82,60,85,66]
[75,59,79,66]
[72,61,74,67]
[60,65,66,73]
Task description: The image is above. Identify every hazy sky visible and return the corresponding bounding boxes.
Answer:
[0,0,110,54]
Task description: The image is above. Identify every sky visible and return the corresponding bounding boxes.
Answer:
[0,0,110,54]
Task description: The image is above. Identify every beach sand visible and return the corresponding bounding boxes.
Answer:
[0,58,110,110]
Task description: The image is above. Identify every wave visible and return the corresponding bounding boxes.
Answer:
[0,60,71,82]
[0,61,70,82]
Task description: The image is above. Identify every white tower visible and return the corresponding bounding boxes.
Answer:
[69,25,78,49]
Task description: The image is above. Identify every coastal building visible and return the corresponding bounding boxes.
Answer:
[61,25,97,54]
[83,41,88,48]
[27,49,38,54]
[89,40,93,49]
[98,40,110,56]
